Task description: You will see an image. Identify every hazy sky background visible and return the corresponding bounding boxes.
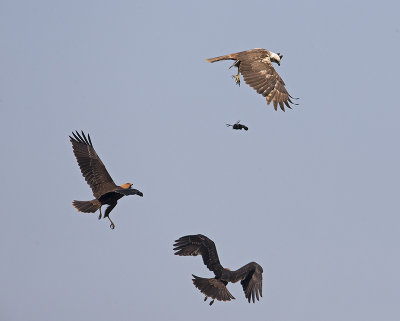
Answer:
[1,1,400,320]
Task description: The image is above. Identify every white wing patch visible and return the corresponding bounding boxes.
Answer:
[261,57,271,64]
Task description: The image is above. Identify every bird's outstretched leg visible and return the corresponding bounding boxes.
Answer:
[209,299,215,306]
[108,216,115,230]
[229,60,241,86]
[104,202,117,230]
[232,72,240,86]
[204,296,208,302]
[98,207,102,220]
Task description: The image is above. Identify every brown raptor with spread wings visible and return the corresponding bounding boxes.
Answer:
[174,234,263,305]
[70,131,143,229]
[206,48,298,111]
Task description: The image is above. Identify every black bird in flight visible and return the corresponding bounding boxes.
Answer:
[174,234,263,305]
[206,48,298,111]
[226,120,248,131]
[70,131,143,229]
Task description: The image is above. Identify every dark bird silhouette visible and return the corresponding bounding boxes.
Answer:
[226,120,248,131]
[173,234,263,305]
[206,48,298,111]
[70,131,143,229]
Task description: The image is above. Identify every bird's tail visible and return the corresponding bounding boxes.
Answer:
[205,53,238,63]
[192,275,235,301]
[72,199,101,213]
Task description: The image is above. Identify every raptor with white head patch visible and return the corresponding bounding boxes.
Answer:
[206,48,297,111]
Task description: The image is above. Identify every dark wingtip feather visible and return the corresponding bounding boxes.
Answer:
[80,131,90,146]
[87,133,93,146]
[75,130,84,142]
[70,130,93,146]
[173,236,189,254]
[289,94,300,100]
[273,100,278,111]
[288,97,299,105]
[72,131,80,143]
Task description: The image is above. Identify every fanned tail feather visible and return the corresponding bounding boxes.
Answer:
[72,199,101,213]
[192,275,235,302]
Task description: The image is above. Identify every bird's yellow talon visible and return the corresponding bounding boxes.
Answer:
[232,74,240,86]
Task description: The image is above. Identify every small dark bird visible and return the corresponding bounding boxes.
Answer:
[70,131,143,229]
[226,120,248,131]
[206,48,298,111]
[173,234,263,305]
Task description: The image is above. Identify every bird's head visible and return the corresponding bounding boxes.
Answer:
[270,51,282,66]
[120,183,133,189]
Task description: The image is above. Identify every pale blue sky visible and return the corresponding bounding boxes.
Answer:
[1,1,400,321]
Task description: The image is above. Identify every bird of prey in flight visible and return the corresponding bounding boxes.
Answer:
[206,48,298,111]
[174,234,263,305]
[70,131,143,229]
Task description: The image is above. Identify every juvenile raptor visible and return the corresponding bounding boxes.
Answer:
[174,234,263,305]
[70,130,143,229]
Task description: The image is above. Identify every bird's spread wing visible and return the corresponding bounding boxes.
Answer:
[192,275,235,302]
[173,234,224,275]
[70,131,116,199]
[114,188,144,197]
[229,262,263,303]
[240,60,297,111]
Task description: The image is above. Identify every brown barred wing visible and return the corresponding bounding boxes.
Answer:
[70,131,117,199]
[240,60,297,111]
